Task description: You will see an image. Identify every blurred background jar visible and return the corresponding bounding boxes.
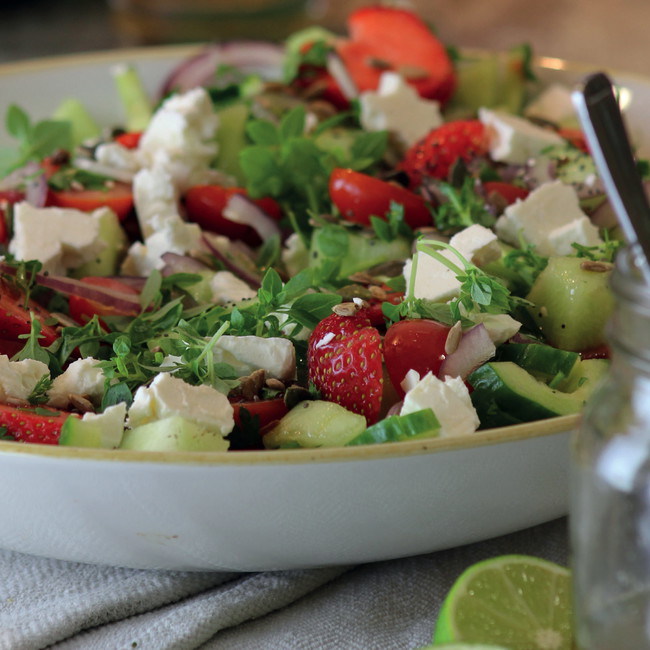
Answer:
[108,0,331,44]
[571,248,650,649]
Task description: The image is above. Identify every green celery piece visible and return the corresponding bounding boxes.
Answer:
[112,63,153,132]
[52,98,101,146]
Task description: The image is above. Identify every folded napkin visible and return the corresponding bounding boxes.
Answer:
[0,518,568,650]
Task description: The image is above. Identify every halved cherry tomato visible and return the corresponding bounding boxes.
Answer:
[68,276,140,327]
[329,168,432,229]
[46,181,134,221]
[558,127,589,153]
[184,185,283,247]
[115,131,143,149]
[0,277,59,353]
[358,284,404,328]
[231,398,288,431]
[482,181,530,206]
[580,343,610,360]
[383,318,451,397]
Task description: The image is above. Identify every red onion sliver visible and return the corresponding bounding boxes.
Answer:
[160,41,285,96]
[438,323,496,380]
[223,193,281,243]
[161,252,212,276]
[0,262,142,313]
[201,233,262,289]
[326,50,358,101]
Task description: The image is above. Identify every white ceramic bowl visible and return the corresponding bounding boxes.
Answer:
[0,47,637,571]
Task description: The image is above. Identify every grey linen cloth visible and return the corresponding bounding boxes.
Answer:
[0,518,568,650]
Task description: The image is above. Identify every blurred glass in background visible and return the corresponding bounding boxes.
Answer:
[108,0,331,44]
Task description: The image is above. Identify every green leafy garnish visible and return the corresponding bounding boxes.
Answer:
[502,240,549,292]
[434,177,495,232]
[370,201,414,242]
[0,105,73,177]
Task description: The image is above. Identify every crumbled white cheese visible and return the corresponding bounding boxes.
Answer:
[360,71,443,148]
[210,271,257,305]
[524,83,576,125]
[495,180,602,255]
[9,203,107,275]
[479,107,564,164]
[48,357,106,409]
[213,335,296,381]
[78,402,127,448]
[404,224,501,302]
[400,371,480,437]
[0,355,50,403]
[127,372,234,436]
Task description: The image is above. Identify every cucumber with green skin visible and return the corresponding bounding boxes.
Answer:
[347,409,440,446]
[119,416,229,452]
[525,256,614,352]
[469,358,609,426]
[497,343,580,384]
[263,400,366,449]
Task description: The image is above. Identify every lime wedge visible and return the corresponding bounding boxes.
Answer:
[433,555,573,649]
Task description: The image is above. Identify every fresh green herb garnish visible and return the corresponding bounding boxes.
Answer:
[434,177,495,232]
[370,201,414,242]
[0,105,72,177]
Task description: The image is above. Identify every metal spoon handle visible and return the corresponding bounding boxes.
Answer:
[572,72,650,280]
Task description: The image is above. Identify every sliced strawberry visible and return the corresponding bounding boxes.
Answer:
[308,312,383,424]
[335,6,456,104]
[0,278,59,346]
[0,404,76,445]
[399,120,489,187]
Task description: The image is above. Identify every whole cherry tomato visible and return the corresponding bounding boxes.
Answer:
[329,168,432,228]
[383,318,451,396]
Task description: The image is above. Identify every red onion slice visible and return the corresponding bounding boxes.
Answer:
[0,262,142,313]
[0,161,48,208]
[438,323,496,380]
[201,233,262,289]
[161,252,212,276]
[160,41,285,96]
[326,50,359,101]
[223,193,281,243]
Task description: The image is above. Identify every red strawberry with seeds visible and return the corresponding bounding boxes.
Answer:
[400,120,489,187]
[0,404,76,445]
[308,312,383,424]
[335,6,456,104]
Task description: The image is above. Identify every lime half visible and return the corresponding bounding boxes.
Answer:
[433,555,573,650]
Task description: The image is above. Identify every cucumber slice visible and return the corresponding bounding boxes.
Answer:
[59,403,126,449]
[120,416,229,452]
[497,343,579,383]
[215,102,250,184]
[526,256,614,352]
[347,409,440,446]
[263,400,366,449]
[559,358,609,397]
[469,361,584,423]
[52,98,101,146]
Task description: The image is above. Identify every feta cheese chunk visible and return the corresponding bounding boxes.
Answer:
[48,357,106,409]
[138,87,219,192]
[495,180,602,256]
[9,203,107,275]
[0,356,49,403]
[132,166,180,238]
[524,83,576,125]
[210,271,257,305]
[360,72,443,148]
[479,107,563,164]
[77,403,127,449]
[213,335,296,381]
[400,371,480,437]
[404,224,501,302]
[127,372,234,436]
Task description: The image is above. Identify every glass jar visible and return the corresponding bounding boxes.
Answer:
[571,247,650,649]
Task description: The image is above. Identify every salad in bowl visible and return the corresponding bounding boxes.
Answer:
[0,5,621,454]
